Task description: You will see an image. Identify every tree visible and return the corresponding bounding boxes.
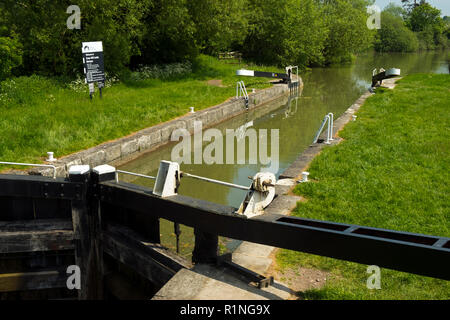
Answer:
[384,3,407,20]
[401,0,427,12]
[0,36,22,81]
[408,3,442,32]
[407,3,446,49]
[374,12,418,52]
[187,0,249,54]
[0,0,148,76]
[137,0,197,65]
[321,0,375,65]
[243,0,327,68]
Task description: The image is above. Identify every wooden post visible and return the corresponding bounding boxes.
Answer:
[89,165,117,299]
[69,165,91,299]
[69,165,108,300]
[192,230,218,264]
[141,215,161,244]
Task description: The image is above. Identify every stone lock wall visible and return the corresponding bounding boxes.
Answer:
[33,82,297,177]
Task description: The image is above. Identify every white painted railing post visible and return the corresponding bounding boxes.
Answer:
[312,112,334,145]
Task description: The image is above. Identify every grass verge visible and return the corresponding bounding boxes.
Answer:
[0,55,282,169]
[277,74,450,299]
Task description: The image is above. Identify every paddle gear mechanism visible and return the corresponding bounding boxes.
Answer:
[152,161,276,217]
[237,172,276,218]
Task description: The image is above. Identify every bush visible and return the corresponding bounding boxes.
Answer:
[130,61,193,81]
[67,73,120,93]
[0,75,56,107]
[0,36,22,81]
[374,12,419,52]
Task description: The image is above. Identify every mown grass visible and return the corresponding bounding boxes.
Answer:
[277,74,450,299]
[0,55,282,169]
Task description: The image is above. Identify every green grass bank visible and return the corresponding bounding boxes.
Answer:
[0,55,281,169]
[277,74,450,299]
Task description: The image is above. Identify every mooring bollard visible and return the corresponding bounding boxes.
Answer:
[46,152,56,162]
[301,171,309,183]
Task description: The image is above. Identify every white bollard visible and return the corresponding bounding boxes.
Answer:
[46,152,56,162]
[189,107,195,113]
[352,115,357,121]
[301,171,310,183]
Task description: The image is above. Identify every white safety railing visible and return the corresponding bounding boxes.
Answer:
[236,80,249,106]
[115,170,156,183]
[0,161,57,179]
[105,160,276,217]
[286,65,299,83]
[312,113,334,144]
[181,171,250,191]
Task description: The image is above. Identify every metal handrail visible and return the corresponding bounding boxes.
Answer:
[115,167,250,191]
[236,81,249,101]
[115,170,156,183]
[0,161,57,179]
[286,65,299,83]
[327,112,334,142]
[312,113,334,144]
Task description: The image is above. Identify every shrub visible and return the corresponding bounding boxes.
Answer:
[0,75,56,107]
[67,73,120,93]
[130,61,193,81]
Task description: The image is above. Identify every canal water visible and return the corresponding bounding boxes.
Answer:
[118,50,449,259]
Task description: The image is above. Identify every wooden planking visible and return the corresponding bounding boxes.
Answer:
[0,219,74,253]
[0,197,72,221]
[102,224,190,288]
[106,224,190,271]
[0,218,73,232]
[0,230,74,253]
[0,197,34,220]
[0,268,68,292]
[34,198,72,219]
